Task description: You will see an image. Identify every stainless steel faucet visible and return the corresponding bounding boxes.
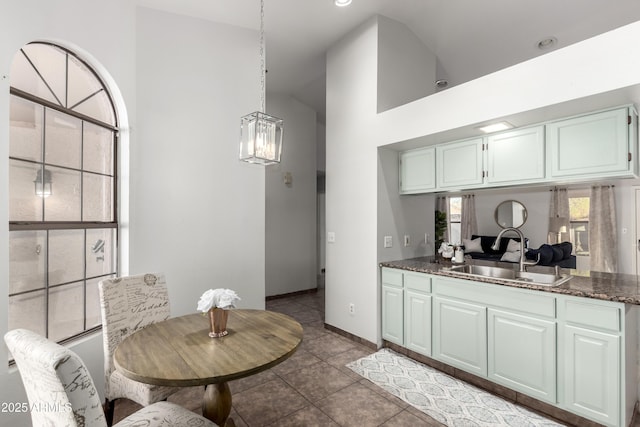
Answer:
[491,227,538,272]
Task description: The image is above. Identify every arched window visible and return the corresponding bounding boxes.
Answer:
[8,42,118,344]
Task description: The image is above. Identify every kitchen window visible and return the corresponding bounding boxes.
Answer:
[8,42,118,345]
[569,192,590,256]
[449,196,462,244]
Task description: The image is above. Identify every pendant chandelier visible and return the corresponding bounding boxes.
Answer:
[239,0,284,165]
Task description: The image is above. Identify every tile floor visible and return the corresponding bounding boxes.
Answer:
[114,288,635,427]
[113,288,445,426]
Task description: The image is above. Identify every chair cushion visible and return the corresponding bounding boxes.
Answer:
[550,245,564,262]
[109,369,177,407]
[505,239,521,253]
[99,273,174,403]
[500,250,521,263]
[463,237,483,253]
[537,244,554,265]
[558,241,573,259]
[4,329,107,427]
[115,401,217,427]
[471,235,529,255]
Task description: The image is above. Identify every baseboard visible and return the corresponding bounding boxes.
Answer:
[265,288,318,301]
[323,323,377,350]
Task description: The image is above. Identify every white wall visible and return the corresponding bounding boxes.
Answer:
[326,16,380,343]
[377,147,434,262]
[133,7,266,314]
[0,3,264,425]
[377,15,437,113]
[473,187,554,248]
[326,18,640,345]
[265,95,317,296]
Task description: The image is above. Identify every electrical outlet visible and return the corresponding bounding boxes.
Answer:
[384,236,393,248]
[327,231,336,243]
[349,303,355,315]
[404,235,410,246]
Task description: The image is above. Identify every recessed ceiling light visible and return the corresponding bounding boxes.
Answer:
[536,36,557,50]
[335,0,352,6]
[435,79,448,89]
[477,122,514,134]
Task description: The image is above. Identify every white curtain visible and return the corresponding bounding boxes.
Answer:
[590,185,617,273]
[436,196,449,243]
[461,194,478,241]
[548,188,570,243]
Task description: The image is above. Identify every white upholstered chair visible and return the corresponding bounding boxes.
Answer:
[98,273,178,424]
[4,328,217,427]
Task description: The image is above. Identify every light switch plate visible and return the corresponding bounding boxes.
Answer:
[384,235,392,248]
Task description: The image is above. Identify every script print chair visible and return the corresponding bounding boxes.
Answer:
[4,328,217,427]
[99,273,179,425]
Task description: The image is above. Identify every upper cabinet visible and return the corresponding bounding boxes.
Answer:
[486,126,545,185]
[399,147,435,194]
[547,107,636,179]
[436,138,484,189]
[398,105,638,195]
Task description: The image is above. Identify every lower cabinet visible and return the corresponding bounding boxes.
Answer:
[381,268,432,353]
[405,288,432,355]
[488,309,556,403]
[561,296,626,426]
[381,267,404,344]
[381,267,637,427]
[563,325,620,426]
[433,296,487,376]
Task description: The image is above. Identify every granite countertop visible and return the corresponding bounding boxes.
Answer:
[380,256,640,305]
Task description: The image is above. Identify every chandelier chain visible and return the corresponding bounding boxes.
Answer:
[260,0,266,113]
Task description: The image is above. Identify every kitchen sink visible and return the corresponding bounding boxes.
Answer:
[444,264,572,287]
[446,264,516,279]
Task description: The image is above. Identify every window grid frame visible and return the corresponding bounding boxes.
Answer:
[8,42,119,347]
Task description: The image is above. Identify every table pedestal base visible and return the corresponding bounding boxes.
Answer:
[203,382,234,426]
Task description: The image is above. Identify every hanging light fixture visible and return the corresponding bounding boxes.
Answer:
[239,0,284,165]
[34,168,52,198]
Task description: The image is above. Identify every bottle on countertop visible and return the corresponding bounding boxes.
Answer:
[454,246,464,263]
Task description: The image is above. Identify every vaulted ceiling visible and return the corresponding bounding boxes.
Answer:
[138,0,640,121]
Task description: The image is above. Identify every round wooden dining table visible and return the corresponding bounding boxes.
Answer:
[114,309,303,426]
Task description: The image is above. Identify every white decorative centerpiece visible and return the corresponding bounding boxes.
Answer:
[197,288,241,338]
[438,242,454,259]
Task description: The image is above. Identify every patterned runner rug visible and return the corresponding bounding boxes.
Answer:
[346,348,564,426]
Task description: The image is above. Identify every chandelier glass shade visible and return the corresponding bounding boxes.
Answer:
[239,0,284,165]
[239,111,283,164]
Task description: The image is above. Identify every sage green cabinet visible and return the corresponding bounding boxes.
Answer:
[563,325,619,426]
[560,297,627,426]
[404,272,432,356]
[488,308,556,403]
[381,267,637,426]
[547,107,633,179]
[381,268,404,345]
[397,105,638,195]
[382,268,432,352]
[486,126,546,184]
[436,138,484,189]
[399,147,436,194]
[433,295,487,376]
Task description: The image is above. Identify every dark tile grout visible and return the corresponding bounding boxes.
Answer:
[118,288,579,426]
[114,288,430,426]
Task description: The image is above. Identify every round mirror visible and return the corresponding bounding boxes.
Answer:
[494,200,527,229]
